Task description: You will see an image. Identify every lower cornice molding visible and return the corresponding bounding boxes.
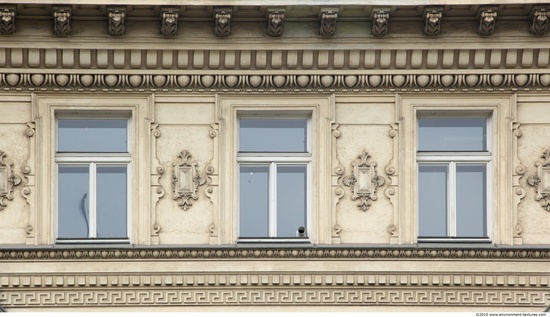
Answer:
[1,247,549,260]
[1,288,549,307]
[1,72,550,92]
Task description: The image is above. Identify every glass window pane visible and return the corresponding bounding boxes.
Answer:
[239,119,307,152]
[97,165,128,239]
[277,165,307,238]
[239,165,269,238]
[58,165,89,239]
[456,164,487,237]
[418,164,448,237]
[418,118,486,151]
[58,119,128,152]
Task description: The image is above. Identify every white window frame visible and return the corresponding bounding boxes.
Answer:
[397,94,516,245]
[54,115,132,243]
[237,116,312,242]
[31,94,155,245]
[216,95,334,245]
[416,114,493,243]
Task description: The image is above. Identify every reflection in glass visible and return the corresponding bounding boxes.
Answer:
[239,119,307,153]
[456,164,487,237]
[58,165,89,239]
[418,118,486,151]
[97,165,128,238]
[239,165,269,237]
[418,164,447,237]
[277,165,307,237]
[58,119,127,153]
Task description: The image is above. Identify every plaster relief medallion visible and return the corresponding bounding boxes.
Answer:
[342,150,385,211]
[0,150,22,211]
[527,149,550,211]
[172,150,207,211]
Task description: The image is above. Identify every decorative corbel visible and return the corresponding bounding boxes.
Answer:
[0,7,15,35]
[108,7,126,36]
[172,150,207,211]
[0,150,22,211]
[478,8,497,36]
[53,7,71,37]
[319,9,338,37]
[530,8,549,35]
[527,149,550,211]
[371,10,389,38]
[424,7,443,36]
[161,7,179,38]
[214,9,231,37]
[342,150,385,211]
[267,9,285,37]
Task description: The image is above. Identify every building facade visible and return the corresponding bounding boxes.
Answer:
[0,0,549,311]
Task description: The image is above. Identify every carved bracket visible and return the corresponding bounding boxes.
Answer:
[172,150,207,211]
[161,8,179,38]
[214,9,231,37]
[0,7,15,35]
[342,150,385,211]
[108,8,126,36]
[527,148,550,211]
[53,7,71,37]
[267,9,285,37]
[530,8,549,35]
[319,9,338,37]
[372,10,389,38]
[0,150,22,211]
[424,7,443,36]
[478,8,497,36]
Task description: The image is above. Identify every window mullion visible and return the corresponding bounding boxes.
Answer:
[269,162,277,238]
[449,161,456,237]
[89,162,97,238]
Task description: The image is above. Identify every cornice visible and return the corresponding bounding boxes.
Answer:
[0,247,549,261]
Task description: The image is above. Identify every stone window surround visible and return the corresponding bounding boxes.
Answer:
[216,95,335,245]
[397,94,517,245]
[31,94,155,245]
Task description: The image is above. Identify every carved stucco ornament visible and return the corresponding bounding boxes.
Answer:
[53,7,71,37]
[372,10,389,38]
[0,150,22,211]
[319,9,338,37]
[530,8,549,35]
[0,8,15,35]
[161,8,178,38]
[267,10,285,37]
[172,150,207,211]
[342,150,385,211]
[527,149,550,211]
[424,8,442,36]
[478,9,497,36]
[108,8,126,36]
[214,9,231,37]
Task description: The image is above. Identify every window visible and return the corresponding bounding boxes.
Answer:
[217,95,333,245]
[238,118,310,241]
[32,94,155,245]
[398,95,516,245]
[417,117,491,241]
[55,117,130,242]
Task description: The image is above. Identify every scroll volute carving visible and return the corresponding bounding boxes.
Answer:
[424,8,442,36]
[478,8,497,36]
[342,150,385,211]
[527,149,550,211]
[530,8,549,35]
[0,150,22,211]
[53,7,71,37]
[267,10,285,37]
[0,8,15,35]
[161,8,179,38]
[372,10,389,38]
[214,9,231,37]
[172,150,207,211]
[108,8,126,36]
[319,9,338,37]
